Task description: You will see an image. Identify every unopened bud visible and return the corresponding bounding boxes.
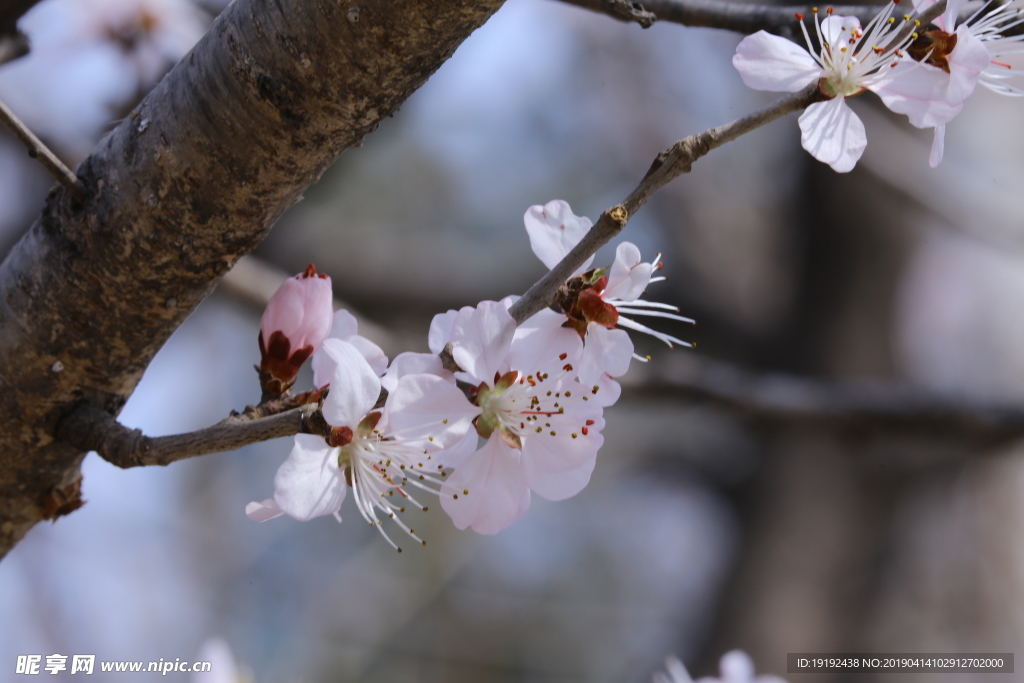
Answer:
[257,264,333,400]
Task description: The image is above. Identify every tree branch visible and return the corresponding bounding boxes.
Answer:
[0,98,86,201]
[509,81,824,325]
[0,0,506,561]
[634,354,1024,447]
[56,402,321,468]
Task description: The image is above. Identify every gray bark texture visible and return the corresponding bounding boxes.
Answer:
[0,0,505,560]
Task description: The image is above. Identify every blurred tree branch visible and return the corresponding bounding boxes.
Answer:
[0,0,505,561]
[0,0,38,64]
[635,354,1024,447]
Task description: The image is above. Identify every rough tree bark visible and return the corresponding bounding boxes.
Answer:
[0,0,505,561]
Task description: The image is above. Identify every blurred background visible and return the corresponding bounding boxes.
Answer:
[1,0,1023,680]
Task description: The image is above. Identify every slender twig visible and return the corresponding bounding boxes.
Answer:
[560,0,960,35]
[0,99,86,202]
[56,402,325,468]
[509,81,824,325]
[0,31,28,66]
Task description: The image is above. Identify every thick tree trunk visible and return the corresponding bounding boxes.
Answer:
[0,0,505,560]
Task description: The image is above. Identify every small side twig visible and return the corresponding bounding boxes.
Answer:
[509,81,824,325]
[0,98,86,202]
[56,402,324,468]
[561,0,958,36]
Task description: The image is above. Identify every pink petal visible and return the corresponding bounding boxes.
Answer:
[602,241,654,301]
[245,498,285,522]
[872,61,963,128]
[319,339,382,427]
[381,351,451,393]
[509,309,583,375]
[450,301,516,385]
[384,373,479,446]
[946,26,991,104]
[433,431,481,469]
[798,97,866,173]
[733,31,821,93]
[523,452,597,501]
[523,200,595,273]
[521,423,604,476]
[272,434,346,522]
[579,324,632,383]
[260,272,334,351]
[440,436,531,534]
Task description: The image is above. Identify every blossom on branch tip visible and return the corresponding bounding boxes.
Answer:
[523,202,693,405]
[436,301,606,534]
[246,339,476,552]
[257,264,333,399]
[904,0,1024,165]
[732,3,977,172]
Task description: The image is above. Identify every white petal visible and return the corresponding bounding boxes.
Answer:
[523,452,596,501]
[381,351,451,393]
[428,308,460,355]
[510,309,583,375]
[441,436,531,534]
[602,242,654,301]
[872,61,963,128]
[798,97,867,173]
[929,125,946,168]
[433,431,481,469]
[245,498,285,522]
[450,301,516,385]
[523,199,595,273]
[319,339,382,427]
[580,323,633,383]
[384,373,478,446]
[272,434,346,522]
[328,308,359,340]
[718,651,755,683]
[733,31,822,93]
[946,26,991,104]
[521,421,604,476]
[346,335,388,377]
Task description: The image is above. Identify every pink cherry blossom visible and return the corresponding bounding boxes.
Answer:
[523,206,692,405]
[732,4,977,172]
[907,0,1024,165]
[247,339,476,552]
[436,302,606,534]
[257,264,334,397]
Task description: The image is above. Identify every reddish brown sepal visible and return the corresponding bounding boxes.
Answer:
[329,426,354,448]
[908,26,958,73]
[257,330,314,400]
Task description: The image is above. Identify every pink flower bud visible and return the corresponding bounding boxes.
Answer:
[257,264,333,399]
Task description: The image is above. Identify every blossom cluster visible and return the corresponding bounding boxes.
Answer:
[733,0,1023,171]
[245,200,692,550]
